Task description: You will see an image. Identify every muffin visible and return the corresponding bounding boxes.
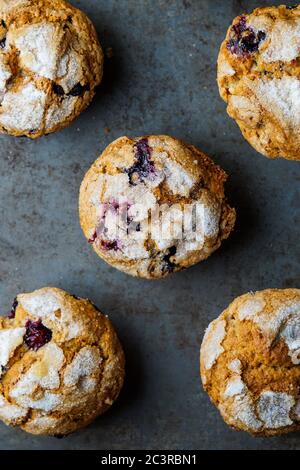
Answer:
[0,287,125,436]
[218,5,300,161]
[79,135,236,279]
[200,289,300,436]
[0,0,103,138]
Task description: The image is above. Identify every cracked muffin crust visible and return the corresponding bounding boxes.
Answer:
[0,0,103,138]
[0,287,125,436]
[200,289,300,436]
[218,5,300,161]
[79,135,236,279]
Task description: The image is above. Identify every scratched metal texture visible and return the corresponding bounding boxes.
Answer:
[0,0,299,450]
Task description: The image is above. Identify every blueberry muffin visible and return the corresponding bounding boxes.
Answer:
[218,5,300,161]
[200,289,300,436]
[0,0,103,138]
[0,287,125,436]
[79,135,236,279]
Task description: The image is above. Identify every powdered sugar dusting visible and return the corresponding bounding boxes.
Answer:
[17,392,61,412]
[152,200,220,257]
[0,55,11,103]
[95,173,156,260]
[88,174,106,206]
[0,0,29,12]
[24,415,60,432]
[0,82,46,131]
[18,291,61,320]
[238,294,300,363]
[8,23,63,80]
[103,174,157,214]
[151,204,187,251]
[0,327,25,376]
[252,300,300,354]
[64,346,101,387]
[218,350,297,431]
[10,343,64,410]
[218,58,235,78]
[280,315,300,364]
[57,50,83,93]
[66,321,81,341]
[257,391,295,429]
[46,96,77,128]
[201,319,226,370]
[158,154,196,197]
[219,369,263,431]
[96,172,221,261]
[221,357,263,431]
[202,201,221,239]
[223,377,246,398]
[0,394,27,422]
[228,358,242,374]
[252,77,300,127]
[261,20,300,63]
[231,394,263,431]
[80,377,97,393]
[238,297,265,321]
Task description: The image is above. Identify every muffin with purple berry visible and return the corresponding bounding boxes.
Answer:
[79,135,236,279]
[218,4,300,161]
[0,287,125,436]
[0,0,103,138]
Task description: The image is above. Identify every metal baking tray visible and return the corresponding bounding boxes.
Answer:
[0,0,299,450]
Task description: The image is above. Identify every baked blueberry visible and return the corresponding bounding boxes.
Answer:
[226,16,266,56]
[125,138,155,185]
[24,319,52,351]
[67,82,90,97]
[52,83,65,96]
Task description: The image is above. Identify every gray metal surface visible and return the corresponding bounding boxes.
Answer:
[0,0,299,450]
